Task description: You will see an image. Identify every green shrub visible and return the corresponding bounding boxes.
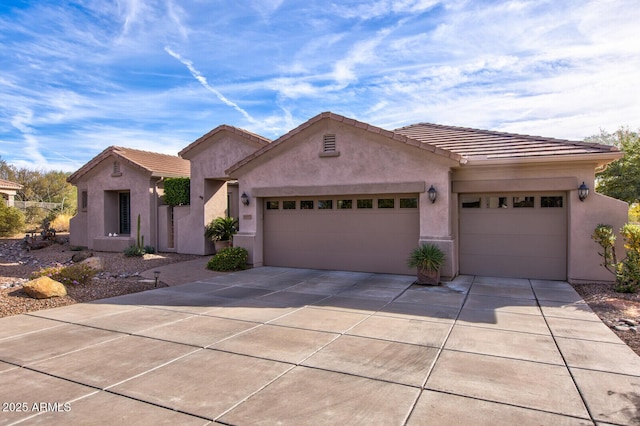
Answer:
[206,247,248,271]
[164,177,190,206]
[0,203,25,237]
[143,245,156,254]
[205,216,238,241]
[124,245,145,257]
[31,263,97,286]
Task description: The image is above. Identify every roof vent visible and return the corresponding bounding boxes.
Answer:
[112,161,122,177]
[323,134,336,152]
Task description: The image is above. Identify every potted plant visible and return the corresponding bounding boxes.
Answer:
[205,216,238,251]
[407,243,446,285]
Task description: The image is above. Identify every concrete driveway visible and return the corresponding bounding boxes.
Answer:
[1,267,638,425]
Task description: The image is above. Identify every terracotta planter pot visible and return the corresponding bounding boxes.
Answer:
[417,267,441,285]
[214,240,231,252]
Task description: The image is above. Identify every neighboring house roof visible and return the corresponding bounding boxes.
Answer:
[179,125,271,158]
[394,123,620,160]
[68,146,190,184]
[0,178,22,190]
[227,112,464,175]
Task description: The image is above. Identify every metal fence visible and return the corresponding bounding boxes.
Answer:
[12,201,63,210]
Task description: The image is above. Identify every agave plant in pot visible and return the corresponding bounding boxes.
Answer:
[205,216,238,252]
[407,243,446,285]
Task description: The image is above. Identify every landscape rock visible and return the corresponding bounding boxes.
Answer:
[81,256,104,271]
[23,276,67,299]
[71,251,93,263]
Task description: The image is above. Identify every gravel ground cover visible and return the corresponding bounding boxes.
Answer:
[1,236,639,355]
[0,236,199,317]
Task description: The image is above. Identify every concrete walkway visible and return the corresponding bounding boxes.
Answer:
[1,268,638,425]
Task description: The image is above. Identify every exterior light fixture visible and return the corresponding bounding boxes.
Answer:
[241,192,250,206]
[428,185,437,203]
[578,182,589,202]
[153,271,160,288]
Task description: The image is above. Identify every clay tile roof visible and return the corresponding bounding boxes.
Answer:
[394,123,619,160]
[113,146,190,177]
[0,178,22,190]
[68,146,190,184]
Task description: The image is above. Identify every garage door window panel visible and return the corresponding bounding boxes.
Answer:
[513,196,535,208]
[461,196,481,208]
[487,196,508,209]
[357,199,373,209]
[283,200,296,209]
[318,200,333,209]
[541,196,563,208]
[400,198,418,208]
[300,200,314,209]
[337,199,353,209]
[378,198,395,209]
[266,201,280,210]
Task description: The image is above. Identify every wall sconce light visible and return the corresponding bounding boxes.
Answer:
[578,182,589,202]
[428,185,437,203]
[241,192,250,206]
[153,270,160,288]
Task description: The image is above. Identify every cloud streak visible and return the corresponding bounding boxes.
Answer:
[164,46,257,124]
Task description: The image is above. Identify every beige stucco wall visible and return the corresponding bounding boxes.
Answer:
[451,161,627,282]
[176,132,265,255]
[68,157,160,252]
[69,184,88,247]
[230,119,459,277]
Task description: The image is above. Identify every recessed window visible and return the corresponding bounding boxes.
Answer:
[266,201,279,210]
[487,196,508,209]
[378,198,395,209]
[323,134,336,152]
[337,199,353,209]
[357,199,373,209]
[300,200,314,209]
[541,196,563,208]
[400,198,418,208]
[513,196,534,208]
[461,196,481,208]
[283,200,296,209]
[81,191,88,211]
[318,200,333,209]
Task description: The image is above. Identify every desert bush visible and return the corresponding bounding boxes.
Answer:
[143,245,156,254]
[124,245,146,257]
[31,263,97,285]
[592,223,640,293]
[49,213,72,232]
[0,203,25,236]
[206,247,248,271]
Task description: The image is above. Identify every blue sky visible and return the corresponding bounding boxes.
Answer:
[1,0,638,172]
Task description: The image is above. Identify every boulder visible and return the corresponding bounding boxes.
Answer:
[23,276,67,299]
[71,251,93,263]
[81,256,104,271]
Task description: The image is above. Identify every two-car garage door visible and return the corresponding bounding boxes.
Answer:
[459,193,567,280]
[263,194,419,275]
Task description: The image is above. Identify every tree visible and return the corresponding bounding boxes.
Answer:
[590,128,640,204]
[0,156,77,215]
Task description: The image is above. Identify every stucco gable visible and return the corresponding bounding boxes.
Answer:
[226,112,463,176]
[179,125,270,160]
[68,146,189,184]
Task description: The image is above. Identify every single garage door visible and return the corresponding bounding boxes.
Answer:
[264,194,420,274]
[459,193,567,280]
